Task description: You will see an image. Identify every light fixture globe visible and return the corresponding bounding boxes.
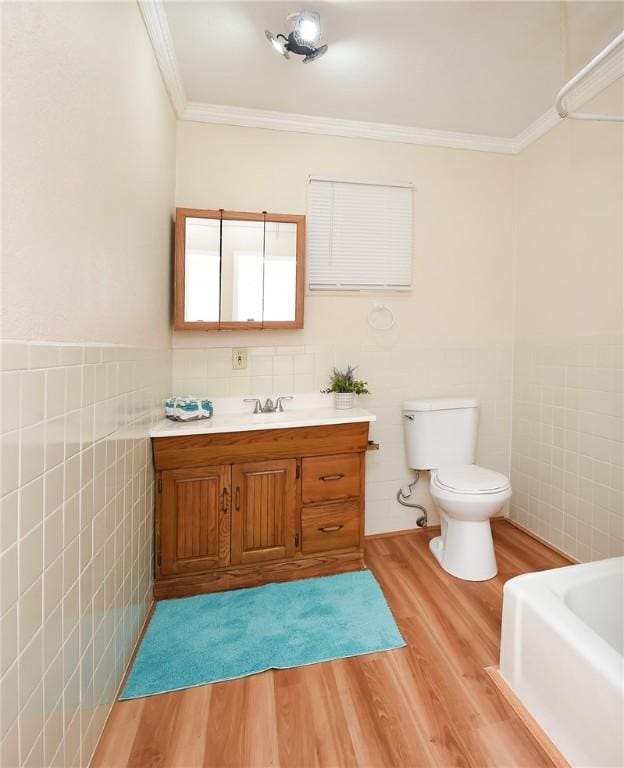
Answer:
[289,10,321,47]
[264,10,327,63]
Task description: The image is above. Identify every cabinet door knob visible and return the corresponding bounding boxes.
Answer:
[235,486,241,510]
[319,473,344,482]
[318,524,344,533]
[222,488,229,513]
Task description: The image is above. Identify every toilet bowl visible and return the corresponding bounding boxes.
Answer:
[428,464,511,581]
[402,396,512,582]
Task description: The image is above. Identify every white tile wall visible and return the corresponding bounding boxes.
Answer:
[510,335,624,561]
[0,341,170,768]
[9,331,618,766]
[172,342,514,534]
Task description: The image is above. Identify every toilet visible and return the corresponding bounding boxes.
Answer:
[403,397,511,581]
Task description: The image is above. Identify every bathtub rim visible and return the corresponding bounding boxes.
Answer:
[502,557,623,688]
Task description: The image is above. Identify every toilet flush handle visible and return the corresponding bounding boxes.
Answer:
[404,414,414,420]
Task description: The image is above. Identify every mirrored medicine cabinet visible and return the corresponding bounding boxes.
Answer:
[174,208,305,330]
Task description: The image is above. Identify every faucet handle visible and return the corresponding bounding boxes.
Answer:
[276,396,293,412]
[243,398,262,414]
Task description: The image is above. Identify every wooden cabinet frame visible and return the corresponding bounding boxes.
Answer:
[174,208,306,331]
[153,423,370,599]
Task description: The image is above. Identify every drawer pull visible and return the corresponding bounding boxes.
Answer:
[318,524,344,533]
[319,473,344,482]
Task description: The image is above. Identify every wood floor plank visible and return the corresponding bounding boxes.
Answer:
[299,663,358,767]
[386,650,476,768]
[331,658,397,768]
[240,672,279,768]
[165,685,212,768]
[358,656,435,767]
[91,699,145,768]
[274,669,320,768]
[203,679,247,768]
[127,692,180,768]
[460,718,559,768]
[93,520,568,768]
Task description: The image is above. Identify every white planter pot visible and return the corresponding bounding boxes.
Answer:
[334,392,355,409]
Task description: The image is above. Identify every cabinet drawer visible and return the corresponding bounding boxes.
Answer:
[301,500,361,555]
[302,453,361,503]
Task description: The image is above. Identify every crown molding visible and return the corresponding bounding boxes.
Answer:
[138,0,187,116]
[182,102,517,154]
[141,0,622,155]
[511,108,560,154]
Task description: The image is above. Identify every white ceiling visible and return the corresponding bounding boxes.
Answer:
[162,1,623,139]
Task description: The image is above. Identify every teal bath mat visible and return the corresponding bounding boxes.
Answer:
[120,570,405,699]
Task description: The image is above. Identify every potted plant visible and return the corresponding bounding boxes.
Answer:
[322,365,370,409]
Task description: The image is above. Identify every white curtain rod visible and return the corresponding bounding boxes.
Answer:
[555,30,624,123]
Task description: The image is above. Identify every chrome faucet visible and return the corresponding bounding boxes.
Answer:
[244,396,293,414]
[275,396,293,412]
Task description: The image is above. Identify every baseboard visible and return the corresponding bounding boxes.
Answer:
[90,597,156,764]
[365,515,507,541]
[505,519,577,564]
[485,667,570,768]
[154,551,366,599]
[365,526,439,540]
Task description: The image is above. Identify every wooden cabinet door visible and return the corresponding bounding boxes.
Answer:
[159,466,231,577]
[231,459,297,565]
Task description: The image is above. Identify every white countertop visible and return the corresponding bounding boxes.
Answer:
[150,405,376,438]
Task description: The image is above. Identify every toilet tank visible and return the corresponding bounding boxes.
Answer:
[403,397,479,470]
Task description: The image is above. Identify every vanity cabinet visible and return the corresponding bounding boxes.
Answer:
[152,422,370,599]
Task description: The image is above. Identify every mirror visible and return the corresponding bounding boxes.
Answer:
[175,209,304,330]
[220,219,265,323]
[184,217,220,323]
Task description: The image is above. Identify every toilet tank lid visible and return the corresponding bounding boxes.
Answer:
[403,397,478,412]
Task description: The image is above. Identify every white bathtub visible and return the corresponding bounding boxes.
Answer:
[500,557,624,768]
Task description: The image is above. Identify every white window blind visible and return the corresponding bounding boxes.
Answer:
[307,177,413,291]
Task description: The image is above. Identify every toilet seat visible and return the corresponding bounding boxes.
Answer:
[433,464,510,495]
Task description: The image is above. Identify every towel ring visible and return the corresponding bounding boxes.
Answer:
[367,302,396,331]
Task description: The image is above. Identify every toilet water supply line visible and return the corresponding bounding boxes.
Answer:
[397,471,428,527]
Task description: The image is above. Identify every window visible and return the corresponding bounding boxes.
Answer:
[307,177,413,291]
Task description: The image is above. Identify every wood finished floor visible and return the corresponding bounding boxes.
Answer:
[92,521,570,768]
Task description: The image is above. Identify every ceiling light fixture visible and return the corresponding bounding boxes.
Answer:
[264,10,328,64]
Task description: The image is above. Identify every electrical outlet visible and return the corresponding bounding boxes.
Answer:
[232,348,248,370]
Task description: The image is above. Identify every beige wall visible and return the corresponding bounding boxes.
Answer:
[1,1,175,347]
[510,81,624,560]
[173,122,516,533]
[175,122,516,348]
[0,3,174,767]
